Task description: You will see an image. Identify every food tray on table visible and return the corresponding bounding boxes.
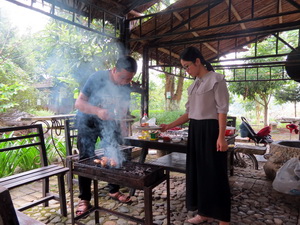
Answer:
[136,126,161,130]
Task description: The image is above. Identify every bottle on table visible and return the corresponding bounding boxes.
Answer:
[140,113,149,127]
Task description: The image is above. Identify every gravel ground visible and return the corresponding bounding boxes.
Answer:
[11,161,300,225]
[4,115,300,224]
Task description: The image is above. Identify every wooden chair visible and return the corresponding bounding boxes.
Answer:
[0,124,68,216]
[64,118,78,156]
[0,185,44,225]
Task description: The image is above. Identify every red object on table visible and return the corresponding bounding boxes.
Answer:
[162,136,171,142]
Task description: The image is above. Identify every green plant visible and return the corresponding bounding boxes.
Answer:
[45,135,67,164]
[0,83,28,113]
[0,132,41,178]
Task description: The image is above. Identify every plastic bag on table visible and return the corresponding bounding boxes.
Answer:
[272,157,300,195]
[147,118,156,126]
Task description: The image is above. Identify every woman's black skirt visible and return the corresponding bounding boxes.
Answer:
[186,119,231,222]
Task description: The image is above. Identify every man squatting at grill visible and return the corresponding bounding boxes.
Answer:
[74,56,138,216]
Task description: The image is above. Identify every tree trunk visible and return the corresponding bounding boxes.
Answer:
[294,101,297,117]
[255,102,262,124]
[165,74,174,111]
[264,104,269,127]
[255,96,269,127]
[173,76,184,103]
[165,73,184,111]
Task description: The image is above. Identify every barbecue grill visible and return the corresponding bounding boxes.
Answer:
[69,154,170,225]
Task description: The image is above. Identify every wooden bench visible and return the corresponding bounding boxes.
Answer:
[146,135,237,176]
[0,124,68,216]
[234,144,267,170]
[0,185,44,225]
[147,152,186,173]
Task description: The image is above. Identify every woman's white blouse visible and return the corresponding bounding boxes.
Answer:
[185,71,229,120]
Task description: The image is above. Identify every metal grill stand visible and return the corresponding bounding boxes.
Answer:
[68,157,170,225]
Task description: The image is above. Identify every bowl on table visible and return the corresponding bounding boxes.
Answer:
[171,137,182,143]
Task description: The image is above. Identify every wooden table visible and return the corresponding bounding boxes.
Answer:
[124,135,236,175]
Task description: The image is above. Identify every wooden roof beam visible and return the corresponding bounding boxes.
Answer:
[166,0,223,34]
[225,0,250,41]
[129,10,144,17]
[279,0,283,24]
[123,0,158,15]
[130,33,180,59]
[158,47,180,59]
[173,11,218,54]
[156,19,300,48]
[285,0,300,9]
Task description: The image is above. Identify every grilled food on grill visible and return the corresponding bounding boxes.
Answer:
[101,157,109,167]
[93,159,101,164]
[110,159,117,167]
[93,157,117,168]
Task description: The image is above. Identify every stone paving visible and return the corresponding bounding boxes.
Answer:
[10,161,300,225]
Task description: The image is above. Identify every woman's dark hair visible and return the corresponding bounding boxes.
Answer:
[180,46,214,71]
[116,56,138,73]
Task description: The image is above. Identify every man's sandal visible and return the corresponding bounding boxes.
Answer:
[186,214,214,224]
[109,191,132,203]
[76,200,92,217]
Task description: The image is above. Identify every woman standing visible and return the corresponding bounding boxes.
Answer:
[160,46,231,225]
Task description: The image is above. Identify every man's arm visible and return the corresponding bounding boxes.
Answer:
[75,92,110,120]
[160,113,189,132]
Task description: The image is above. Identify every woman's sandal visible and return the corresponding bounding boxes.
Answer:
[109,191,132,203]
[187,214,214,224]
[76,200,92,217]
